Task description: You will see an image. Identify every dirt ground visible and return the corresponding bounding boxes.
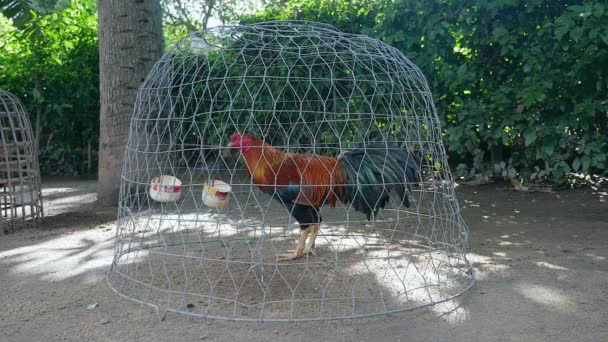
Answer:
[1,178,607,342]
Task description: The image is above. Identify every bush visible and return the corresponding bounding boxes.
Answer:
[0,0,99,175]
[243,0,608,184]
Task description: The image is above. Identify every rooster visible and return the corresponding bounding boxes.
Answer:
[228,132,420,261]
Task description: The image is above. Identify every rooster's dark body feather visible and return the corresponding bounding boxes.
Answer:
[230,133,420,227]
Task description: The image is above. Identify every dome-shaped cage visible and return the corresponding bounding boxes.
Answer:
[107,21,474,321]
[0,90,43,233]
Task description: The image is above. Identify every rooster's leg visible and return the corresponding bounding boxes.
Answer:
[285,224,318,256]
[278,227,309,261]
[304,224,318,256]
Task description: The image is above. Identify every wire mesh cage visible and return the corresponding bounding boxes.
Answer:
[0,90,43,233]
[107,21,474,321]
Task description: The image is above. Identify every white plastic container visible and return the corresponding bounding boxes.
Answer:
[149,175,182,202]
[202,180,231,209]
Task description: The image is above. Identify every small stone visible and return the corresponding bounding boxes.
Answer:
[200,335,208,340]
[187,303,195,308]
[100,320,111,325]
[274,330,279,334]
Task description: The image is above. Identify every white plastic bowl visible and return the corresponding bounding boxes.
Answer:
[149,175,182,202]
[202,180,231,209]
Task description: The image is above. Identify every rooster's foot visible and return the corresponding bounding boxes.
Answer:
[286,247,316,256]
[278,250,305,261]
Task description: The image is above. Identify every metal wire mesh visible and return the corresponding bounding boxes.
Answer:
[0,90,43,233]
[107,21,474,321]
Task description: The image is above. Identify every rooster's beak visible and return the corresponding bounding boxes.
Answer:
[227,142,234,147]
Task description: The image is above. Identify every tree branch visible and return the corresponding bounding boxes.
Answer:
[201,0,216,30]
[426,1,470,32]
[174,0,198,32]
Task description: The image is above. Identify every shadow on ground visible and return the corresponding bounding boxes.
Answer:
[0,180,607,341]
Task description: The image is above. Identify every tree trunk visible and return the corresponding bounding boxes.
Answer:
[97,0,164,206]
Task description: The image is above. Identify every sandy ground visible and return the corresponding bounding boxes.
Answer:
[1,178,607,342]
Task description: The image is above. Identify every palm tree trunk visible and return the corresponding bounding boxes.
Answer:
[97,0,164,206]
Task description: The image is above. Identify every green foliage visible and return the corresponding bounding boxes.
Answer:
[161,0,263,47]
[0,0,71,27]
[0,0,99,175]
[244,0,608,184]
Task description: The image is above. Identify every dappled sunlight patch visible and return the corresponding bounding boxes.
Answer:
[535,261,568,271]
[432,299,469,325]
[584,253,606,261]
[41,187,80,196]
[341,249,472,325]
[0,228,114,281]
[466,252,510,280]
[39,180,99,217]
[495,235,529,247]
[48,192,97,206]
[43,191,98,216]
[514,283,577,312]
[461,199,480,209]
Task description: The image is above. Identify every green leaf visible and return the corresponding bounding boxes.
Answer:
[507,167,517,178]
[572,158,581,171]
[581,156,591,170]
[555,26,569,39]
[523,129,536,146]
[569,27,584,41]
[541,143,555,157]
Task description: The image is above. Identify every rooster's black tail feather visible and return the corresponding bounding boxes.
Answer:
[340,145,420,220]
